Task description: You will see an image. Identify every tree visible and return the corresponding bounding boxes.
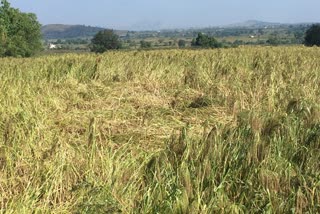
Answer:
[178,39,186,48]
[304,24,320,47]
[266,35,280,46]
[0,0,42,57]
[90,30,122,53]
[140,40,152,49]
[191,33,221,48]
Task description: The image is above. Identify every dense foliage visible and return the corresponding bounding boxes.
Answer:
[304,24,320,47]
[0,0,42,57]
[90,29,122,53]
[0,47,319,213]
[140,40,152,48]
[191,33,222,48]
[178,39,186,48]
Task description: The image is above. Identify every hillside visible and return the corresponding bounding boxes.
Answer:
[41,21,311,42]
[41,24,106,39]
[226,20,282,28]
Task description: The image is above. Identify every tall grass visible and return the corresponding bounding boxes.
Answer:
[0,47,319,213]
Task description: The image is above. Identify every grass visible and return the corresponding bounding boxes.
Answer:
[0,46,319,213]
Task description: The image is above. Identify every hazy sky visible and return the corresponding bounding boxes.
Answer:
[9,0,320,30]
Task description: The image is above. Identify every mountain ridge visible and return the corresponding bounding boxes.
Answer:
[225,20,282,28]
[41,24,106,40]
[41,20,314,40]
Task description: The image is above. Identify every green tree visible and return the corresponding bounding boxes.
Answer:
[304,24,320,47]
[90,30,122,53]
[266,35,280,46]
[191,33,221,48]
[178,39,186,48]
[140,40,152,49]
[0,0,42,57]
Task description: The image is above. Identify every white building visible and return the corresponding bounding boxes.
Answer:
[49,43,57,49]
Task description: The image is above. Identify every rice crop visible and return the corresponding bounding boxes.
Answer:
[0,46,319,213]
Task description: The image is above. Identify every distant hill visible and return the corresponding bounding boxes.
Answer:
[226,20,282,28]
[41,21,312,41]
[41,24,106,40]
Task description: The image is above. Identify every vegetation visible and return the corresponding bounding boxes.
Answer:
[41,24,106,40]
[178,39,186,48]
[191,33,222,48]
[140,40,152,49]
[0,47,319,213]
[90,29,122,53]
[266,35,281,46]
[42,22,311,52]
[304,24,320,47]
[0,0,42,57]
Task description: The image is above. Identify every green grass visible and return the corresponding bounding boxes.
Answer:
[0,47,319,213]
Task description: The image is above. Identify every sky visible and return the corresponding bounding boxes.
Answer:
[9,0,320,30]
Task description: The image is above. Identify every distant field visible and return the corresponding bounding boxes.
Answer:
[0,47,319,213]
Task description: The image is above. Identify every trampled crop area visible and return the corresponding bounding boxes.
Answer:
[0,47,319,213]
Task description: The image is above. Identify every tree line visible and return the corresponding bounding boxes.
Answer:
[1,0,320,57]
